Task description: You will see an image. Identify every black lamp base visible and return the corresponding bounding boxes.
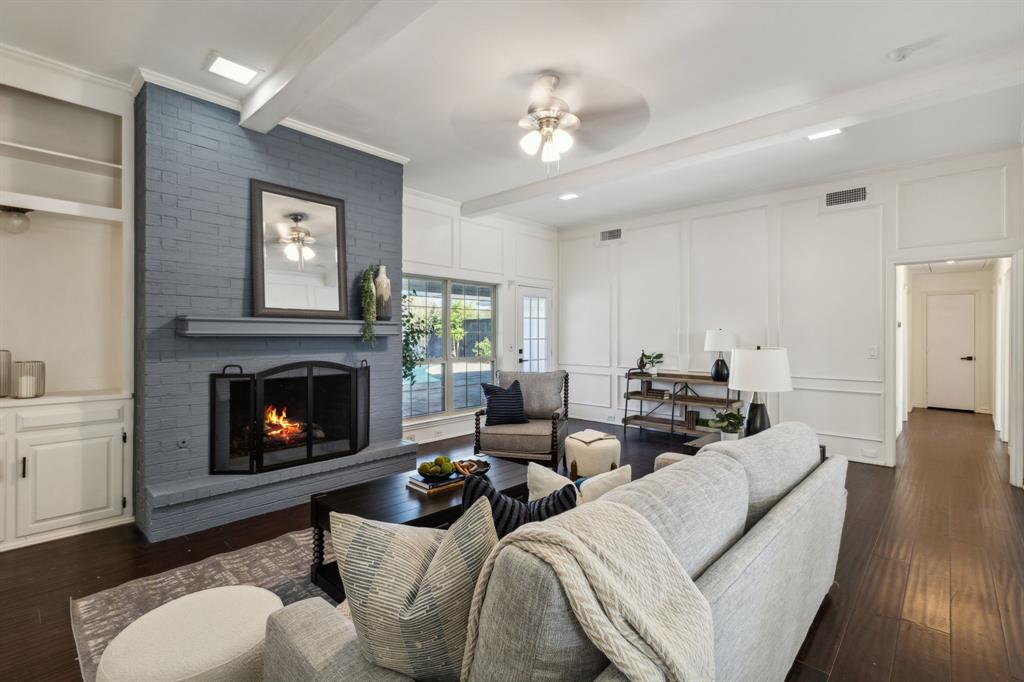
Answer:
[710,356,730,382]
[745,401,771,437]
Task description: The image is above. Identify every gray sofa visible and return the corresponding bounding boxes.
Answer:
[265,422,848,681]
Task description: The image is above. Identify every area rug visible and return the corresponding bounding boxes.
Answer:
[70,528,335,682]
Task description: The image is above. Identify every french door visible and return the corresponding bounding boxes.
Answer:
[517,286,552,372]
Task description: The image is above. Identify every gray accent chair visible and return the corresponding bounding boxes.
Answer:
[474,370,568,469]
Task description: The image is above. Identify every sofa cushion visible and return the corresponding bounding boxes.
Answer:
[463,474,576,538]
[481,380,529,426]
[600,452,748,577]
[698,421,820,528]
[329,498,497,681]
[527,461,579,502]
[479,418,557,454]
[496,370,566,419]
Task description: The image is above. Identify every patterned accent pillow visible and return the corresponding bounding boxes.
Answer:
[481,379,529,426]
[463,474,576,538]
[329,497,497,681]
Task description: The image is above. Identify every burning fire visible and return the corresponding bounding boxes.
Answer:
[264,405,304,442]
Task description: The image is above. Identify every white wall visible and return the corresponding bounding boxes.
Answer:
[558,147,1024,467]
[994,257,1012,442]
[401,189,558,442]
[908,268,996,413]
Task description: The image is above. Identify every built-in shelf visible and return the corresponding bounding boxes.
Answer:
[176,316,401,337]
[623,391,743,409]
[0,139,122,177]
[0,189,124,223]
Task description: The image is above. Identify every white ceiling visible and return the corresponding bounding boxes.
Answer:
[907,258,1000,274]
[1,0,1022,228]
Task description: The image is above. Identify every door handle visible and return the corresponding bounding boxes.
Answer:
[960,356,974,361]
[21,457,26,478]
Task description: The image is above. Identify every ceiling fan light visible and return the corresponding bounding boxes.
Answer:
[552,128,573,153]
[540,140,560,163]
[520,130,542,155]
[302,246,316,261]
[284,243,300,262]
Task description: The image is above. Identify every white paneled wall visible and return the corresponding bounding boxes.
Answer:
[559,147,1024,467]
[402,189,558,443]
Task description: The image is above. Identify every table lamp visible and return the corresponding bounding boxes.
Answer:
[728,346,792,437]
[704,329,736,382]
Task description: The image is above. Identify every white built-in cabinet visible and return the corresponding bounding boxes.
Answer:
[0,53,134,551]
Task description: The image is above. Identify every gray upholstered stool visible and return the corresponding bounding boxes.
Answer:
[96,585,283,682]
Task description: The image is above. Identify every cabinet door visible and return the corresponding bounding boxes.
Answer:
[16,425,123,537]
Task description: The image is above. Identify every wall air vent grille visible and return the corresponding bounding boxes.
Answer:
[600,228,622,241]
[825,186,868,207]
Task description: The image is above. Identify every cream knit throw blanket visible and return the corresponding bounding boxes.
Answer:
[461,501,715,681]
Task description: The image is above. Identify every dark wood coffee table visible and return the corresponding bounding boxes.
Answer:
[309,455,528,601]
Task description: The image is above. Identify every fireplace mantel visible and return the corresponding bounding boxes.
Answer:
[176,316,401,337]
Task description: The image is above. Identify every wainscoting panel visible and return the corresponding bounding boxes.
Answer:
[897,165,1007,248]
[459,219,504,275]
[515,232,558,282]
[403,206,454,268]
[780,200,883,382]
[559,237,612,367]
[567,370,614,409]
[617,223,680,368]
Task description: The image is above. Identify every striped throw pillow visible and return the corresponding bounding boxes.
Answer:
[482,380,529,425]
[329,498,497,680]
[462,474,577,538]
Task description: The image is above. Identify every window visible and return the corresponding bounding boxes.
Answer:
[402,276,496,419]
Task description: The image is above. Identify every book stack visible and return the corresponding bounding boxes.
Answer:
[407,473,466,495]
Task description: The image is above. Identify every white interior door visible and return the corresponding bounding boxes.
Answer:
[517,287,552,372]
[926,293,975,410]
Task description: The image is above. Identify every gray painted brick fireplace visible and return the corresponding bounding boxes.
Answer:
[134,84,415,541]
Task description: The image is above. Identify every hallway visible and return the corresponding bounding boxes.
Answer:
[793,408,1024,681]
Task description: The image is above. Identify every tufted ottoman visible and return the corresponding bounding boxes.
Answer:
[565,430,621,479]
[96,585,283,682]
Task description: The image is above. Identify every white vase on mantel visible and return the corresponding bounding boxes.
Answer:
[374,265,392,321]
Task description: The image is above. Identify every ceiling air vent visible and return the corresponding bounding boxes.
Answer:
[824,186,868,207]
[600,228,622,242]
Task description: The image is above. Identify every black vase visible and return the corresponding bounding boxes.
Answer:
[710,355,730,382]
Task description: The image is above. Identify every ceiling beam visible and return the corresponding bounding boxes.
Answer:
[461,43,1024,217]
[240,0,435,133]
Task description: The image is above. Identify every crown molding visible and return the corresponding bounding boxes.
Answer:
[0,42,132,93]
[134,67,408,164]
[403,187,462,207]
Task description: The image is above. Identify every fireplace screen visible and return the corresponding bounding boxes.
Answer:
[210,361,369,474]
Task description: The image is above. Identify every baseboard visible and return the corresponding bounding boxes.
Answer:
[0,515,135,553]
[403,414,476,444]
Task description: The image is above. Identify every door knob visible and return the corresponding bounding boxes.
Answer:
[960,356,974,361]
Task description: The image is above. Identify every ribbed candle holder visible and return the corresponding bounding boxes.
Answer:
[12,360,45,399]
[0,350,10,397]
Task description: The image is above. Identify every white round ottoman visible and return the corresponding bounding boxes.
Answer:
[565,430,621,479]
[96,585,283,682]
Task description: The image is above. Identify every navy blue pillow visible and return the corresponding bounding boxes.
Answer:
[482,380,529,426]
[462,475,576,538]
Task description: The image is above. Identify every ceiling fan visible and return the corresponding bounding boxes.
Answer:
[277,212,316,270]
[517,74,581,168]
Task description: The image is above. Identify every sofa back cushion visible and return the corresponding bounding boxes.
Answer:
[600,451,748,577]
[465,452,748,680]
[496,370,566,419]
[698,421,820,528]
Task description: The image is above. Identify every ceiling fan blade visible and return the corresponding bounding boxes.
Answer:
[574,101,651,153]
[518,115,536,129]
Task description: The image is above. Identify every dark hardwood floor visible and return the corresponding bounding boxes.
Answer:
[1,411,1021,681]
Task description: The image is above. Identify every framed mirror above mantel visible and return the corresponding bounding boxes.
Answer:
[251,180,348,319]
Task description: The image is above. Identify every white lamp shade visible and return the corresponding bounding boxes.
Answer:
[728,347,793,393]
[704,329,736,352]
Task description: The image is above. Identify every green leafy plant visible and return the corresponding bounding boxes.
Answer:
[401,292,441,385]
[360,266,377,345]
[714,409,745,434]
[449,299,467,355]
[641,351,664,371]
[472,337,493,358]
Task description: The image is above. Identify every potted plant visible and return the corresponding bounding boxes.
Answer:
[715,409,745,440]
[635,350,664,395]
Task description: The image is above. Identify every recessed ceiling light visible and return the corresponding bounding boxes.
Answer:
[206,53,259,85]
[945,260,957,265]
[807,128,843,141]
[559,193,579,201]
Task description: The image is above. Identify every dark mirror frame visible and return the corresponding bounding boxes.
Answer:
[250,179,348,319]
